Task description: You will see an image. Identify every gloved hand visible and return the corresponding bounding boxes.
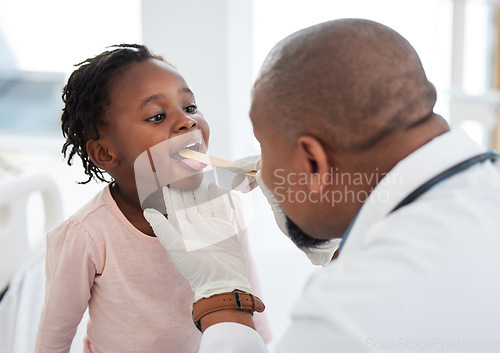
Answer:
[229,155,262,193]
[229,155,341,266]
[144,183,252,301]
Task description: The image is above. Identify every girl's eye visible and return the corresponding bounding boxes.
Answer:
[185,105,197,114]
[147,113,165,122]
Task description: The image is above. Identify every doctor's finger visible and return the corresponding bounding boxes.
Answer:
[143,208,183,250]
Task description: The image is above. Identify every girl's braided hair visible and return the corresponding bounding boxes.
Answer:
[61,44,164,184]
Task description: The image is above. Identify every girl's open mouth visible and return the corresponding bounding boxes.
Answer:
[170,142,207,171]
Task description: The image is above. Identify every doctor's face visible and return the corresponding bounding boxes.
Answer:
[250,82,332,246]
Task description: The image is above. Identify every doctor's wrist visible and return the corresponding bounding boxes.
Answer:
[199,308,255,333]
[192,291,265,332]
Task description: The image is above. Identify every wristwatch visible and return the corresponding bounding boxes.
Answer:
[192,291,265,332]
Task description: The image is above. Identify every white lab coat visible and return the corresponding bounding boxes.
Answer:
[199,129,500,353]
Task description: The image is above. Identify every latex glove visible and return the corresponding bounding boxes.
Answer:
[229,155,261,193]
[229,155,341,266]
[144,183,252,301]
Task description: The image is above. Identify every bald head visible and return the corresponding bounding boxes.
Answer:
[252,19,439,152]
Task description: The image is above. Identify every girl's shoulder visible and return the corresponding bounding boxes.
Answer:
[45,187,112,273]
[47,186,112,244]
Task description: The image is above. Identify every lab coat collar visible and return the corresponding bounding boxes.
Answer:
[339,128,485,255]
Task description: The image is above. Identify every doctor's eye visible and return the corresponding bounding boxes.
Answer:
[147,113,165,122]
[185,105,197,114]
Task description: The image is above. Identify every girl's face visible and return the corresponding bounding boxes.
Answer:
[102,58,210,196]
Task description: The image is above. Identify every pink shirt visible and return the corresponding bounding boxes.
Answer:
[35,185,271,353]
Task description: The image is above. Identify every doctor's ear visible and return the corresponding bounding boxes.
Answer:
[86,139,118,171]
[297,135,331,192]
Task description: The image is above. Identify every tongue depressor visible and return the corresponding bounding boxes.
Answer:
[178,149,257,177]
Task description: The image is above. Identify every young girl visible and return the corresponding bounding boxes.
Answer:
[35,44,271,353]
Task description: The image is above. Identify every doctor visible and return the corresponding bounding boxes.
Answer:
[145,19,500,352]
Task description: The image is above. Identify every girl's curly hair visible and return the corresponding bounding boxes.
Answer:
[61,44,164,184]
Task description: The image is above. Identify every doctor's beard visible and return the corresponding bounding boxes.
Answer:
[285,216,330,249]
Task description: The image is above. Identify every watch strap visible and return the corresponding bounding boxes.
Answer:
[192,291,265,331]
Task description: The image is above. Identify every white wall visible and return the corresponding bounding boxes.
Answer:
[0,0,142,74]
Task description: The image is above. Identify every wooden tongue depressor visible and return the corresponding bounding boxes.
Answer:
[179,149,257,176]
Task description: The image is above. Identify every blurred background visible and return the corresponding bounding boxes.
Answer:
[1,0,500,350]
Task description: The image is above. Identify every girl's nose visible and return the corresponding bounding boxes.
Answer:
[175,115,197,132]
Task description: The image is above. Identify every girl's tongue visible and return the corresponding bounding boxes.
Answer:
[180,158,207,171]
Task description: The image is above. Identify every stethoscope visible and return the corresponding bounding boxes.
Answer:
[336,151,500,254]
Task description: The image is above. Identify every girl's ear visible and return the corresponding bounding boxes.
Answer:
[86,139,118,171]
[297,135,332,193]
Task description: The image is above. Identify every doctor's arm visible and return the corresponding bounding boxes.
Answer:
[144,184,354,353]
[144,184,269,353]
